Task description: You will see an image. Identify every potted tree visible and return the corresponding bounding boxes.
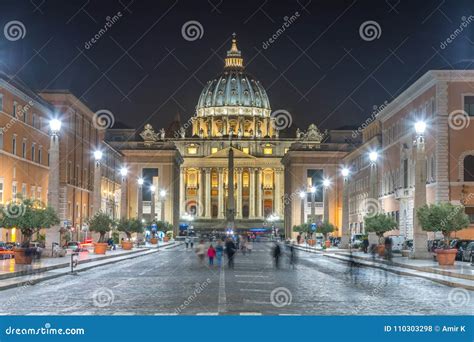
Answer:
[164,224,174,242]
[87,211,113,254]
[117,218,143,250]
[0,199,59,264]
[417,203,469,265]
[292,223,314,245]
[364,213,397,257]
[318,221,335,249]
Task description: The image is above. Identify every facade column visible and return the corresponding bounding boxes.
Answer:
[273,168,281,216]
[236,168,243,219]
[411,132,431,259]
[249,168,255,218]
[93,158,102,215]
[137,182,143,221]
[46,132,61,248]
[323,186,329,222]
[204,168,212,218]
[198,168,204,217]
[256,168,263,218]
[120,175,128,219]
[368,162,379,245]
[340,176,350,248]
[179,167,186,215]
[218,168,224,219]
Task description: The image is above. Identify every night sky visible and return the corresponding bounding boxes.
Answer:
[1,0,473,132]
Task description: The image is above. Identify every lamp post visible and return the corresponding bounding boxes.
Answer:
[93,150,103,215]
[46,118,61,251]
[322,178,331,223]
[119,167,128,220]
[310,186,316,223]
[340,167,350,248]
[159,189,166,221]
[299,190,306,225]
[137,177,144,221]
[150,184,156,222]
[412,121,430,259]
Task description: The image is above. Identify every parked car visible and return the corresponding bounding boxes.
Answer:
[351,234,363,248]
[462,241,474,262]
[450,239,473,261]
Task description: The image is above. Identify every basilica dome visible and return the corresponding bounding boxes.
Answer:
[196,35,271,117]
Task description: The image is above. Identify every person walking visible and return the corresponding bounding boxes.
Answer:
[241,239,247,256]
[216,240,224,268]
[185,236,190,249]
[384,236,393,262]
[207,244,216,266]
[246,240,253,254]
[272,242,281,269]
[190,236,194,249]
[225,238,237,269]
[288,242,297,269]
[195,240,206,265]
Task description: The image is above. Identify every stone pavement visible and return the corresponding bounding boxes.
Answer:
[294,244,474,290]
[0,241,178,291]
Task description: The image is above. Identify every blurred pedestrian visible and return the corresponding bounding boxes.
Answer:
[216,240,224,268]
[288,242,297,269]
[384,236,393,261]
[272,242,281,269]
[362,237,369,253]
[241,239,247,255]
[190,236,194,249]
[185,236,190,249]
[225,238,237,269]
[195,240,206,265]
[207,244,216,266]
[247,240,253,254]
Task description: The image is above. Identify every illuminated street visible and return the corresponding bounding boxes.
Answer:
[0,242,472,316]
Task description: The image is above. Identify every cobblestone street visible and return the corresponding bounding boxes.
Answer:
[0,243,472,316]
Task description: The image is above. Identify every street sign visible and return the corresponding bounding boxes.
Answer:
[311,223,316,232]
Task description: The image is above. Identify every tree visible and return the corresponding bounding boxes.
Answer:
[87,211,114,243]
[116,218,144,240]
[0,199,59,247]
[292,223,311,235]
[317,221,335,240]
[417,203,469,245]
[364,213,397,242]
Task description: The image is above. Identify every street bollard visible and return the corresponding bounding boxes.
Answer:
[70,252,79,274]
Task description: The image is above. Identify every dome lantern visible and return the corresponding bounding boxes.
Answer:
[225,33,244,70]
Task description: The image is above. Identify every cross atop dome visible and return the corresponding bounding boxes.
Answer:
[225,33,244,70]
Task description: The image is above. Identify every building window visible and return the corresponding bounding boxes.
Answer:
[0,128,3,150]
[187,145,198,155]
[466,207,474,223]
[12,182,17,200]
[31,186,35,199]
[242,147,249,154]
[0,94,3,112]
[31,144,36,162]
[263,147,273,155]
[464,155,474,181]
[21,183,26,198]
[430,155,435,181]
[22,140,26,158]
[12,101,17,118]
[464,96,474,116]
[38,148,42,164]
[211,147,218,154]
[32,113,36,128]
[403,159,408,188]
[12,135,16,155]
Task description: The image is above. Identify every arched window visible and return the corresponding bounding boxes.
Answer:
[464,155,474,181]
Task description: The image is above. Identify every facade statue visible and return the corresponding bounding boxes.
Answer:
[237,127,243,138]
[179,127,186,139]
[305,123,324,143]
[159,128,165,140]
[140,124,158,146]
[199,128,204,138]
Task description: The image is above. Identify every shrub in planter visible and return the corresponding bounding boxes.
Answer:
[317,221,335,246]
[87,212,114,254]
[417,203,469,265]
[364,213,397,257]
[0,199,59,264]
[117,218,143,250]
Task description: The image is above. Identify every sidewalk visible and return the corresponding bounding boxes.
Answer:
[0,241,179,291]
[295,244,474,290]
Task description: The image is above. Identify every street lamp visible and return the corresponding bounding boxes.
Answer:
[137,177,144,222]
[414,120,426,135]
[120,167,128,178]
[159,189,166,221]
[322,178,331,223]
[49,118,62,135]
[94,150,103,162]
[92,149,103,215]
[341,167,350,178]
[138,177,144,186]
[322,178,331,188]
[310,185,316,225]
[341,166,350,248]
[149,185,156,222]
[369,151,378,164]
